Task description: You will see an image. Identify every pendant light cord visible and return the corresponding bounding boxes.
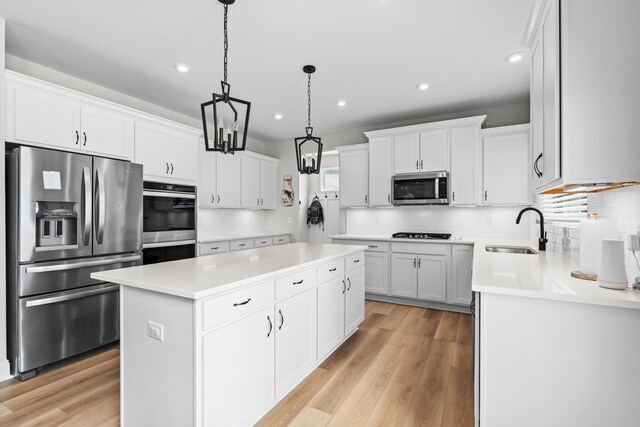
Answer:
[223,4,228,84]
[307,73,312,128]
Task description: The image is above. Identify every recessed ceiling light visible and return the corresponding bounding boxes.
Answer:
[273,113,283,120]
[173,63,190,73]
[337,100,347,107]
[416,83,429,91]
[505,52,524,63]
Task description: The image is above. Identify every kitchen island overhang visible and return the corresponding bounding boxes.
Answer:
[92,242,367,426]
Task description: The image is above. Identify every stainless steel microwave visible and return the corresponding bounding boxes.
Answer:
[391,172,449,205]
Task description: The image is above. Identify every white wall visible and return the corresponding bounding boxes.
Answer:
[197,209,267,241]
[265,102,531,241]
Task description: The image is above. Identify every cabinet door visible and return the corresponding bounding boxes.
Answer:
[13,85,81,149]
[215,153,242,208]
[202,307,274,427]
[241,155,261,208]
[530,34,545,187]
[339,149,369,207]
[259,160,278,210]
[134,122,170,178]
[393,133,420,174]
[368,137,393,206]
[345,267,365,335]
[417,254,447,302]
[168,132,197,182]
[483,132,529,205]
[541,2,560,185]
[450,126,480,206]
[419,129,450,172]
[391,253,418,298]
[81,105,134,159]
[317,276,345,360]
[275,288,317,399]
[364,251,389,295]
[198,147,217,208]
[449,245,473,306]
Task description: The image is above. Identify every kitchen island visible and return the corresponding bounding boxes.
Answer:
[472,239,640,427]
[92,242,366,427]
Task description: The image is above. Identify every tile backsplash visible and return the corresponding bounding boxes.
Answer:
[346,206,531,239]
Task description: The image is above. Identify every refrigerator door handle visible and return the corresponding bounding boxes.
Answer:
[81,166,92,246]
[24,254,142,274]
[95,167,106,244]
[25,284,120,308]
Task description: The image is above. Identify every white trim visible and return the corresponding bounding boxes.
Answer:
[521,0,549,48]
[363,115,487,139]
[334,143,368,153]
[481,123,530,137]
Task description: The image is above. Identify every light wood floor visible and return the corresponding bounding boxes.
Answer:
[0,301,473,427]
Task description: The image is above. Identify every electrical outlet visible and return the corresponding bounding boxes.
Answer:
[287,217,293,224]
[627,234,640,251]
[147,321,164,342]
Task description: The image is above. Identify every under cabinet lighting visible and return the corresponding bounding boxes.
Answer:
[505,52,524,63]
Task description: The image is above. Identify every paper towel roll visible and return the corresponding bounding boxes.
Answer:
[580,219,618,275]
[598,239,628,289]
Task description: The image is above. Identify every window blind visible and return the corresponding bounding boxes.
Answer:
[538,193,588,222]
[320,167,340,192]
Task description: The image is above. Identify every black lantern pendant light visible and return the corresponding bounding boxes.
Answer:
[295,65,323,174]
[201,0,251,154]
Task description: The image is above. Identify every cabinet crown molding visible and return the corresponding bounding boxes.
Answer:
[522,0,551,48]
[335,143,369,153]
[481,123,530,137]
[363,115,487,140]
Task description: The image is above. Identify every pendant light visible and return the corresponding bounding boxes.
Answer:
[201,0,251,154]
[295,65,323,174]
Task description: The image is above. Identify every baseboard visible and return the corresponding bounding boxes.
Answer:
[0,359,13,383]
[366,294,471,314]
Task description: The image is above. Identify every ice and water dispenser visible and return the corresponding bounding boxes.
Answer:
[35,201,78,250]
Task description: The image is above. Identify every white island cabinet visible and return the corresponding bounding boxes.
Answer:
[92,243,365,427]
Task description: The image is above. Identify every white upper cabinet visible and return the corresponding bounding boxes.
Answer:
[482,125,530,205]
[419,129,450,172]
[337,144,369,208]
[198,145,217,208]
[216,153,242,208]
[259,159,278,210]
[450,126,482,206]
[367,137,393,206]
[241,155,261,209]
[134,120,198,184]
[393,134,420,174]
[80,104,134,159]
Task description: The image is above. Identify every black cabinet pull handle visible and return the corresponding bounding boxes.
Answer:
[388,194,391,203]
[217,195,220,204]
[419,258,421,268]
[484,191,488,202]
[212,247,219,250]
[279,309,284,330]
[420,160,423,169]
[293,279,304,285]
[211,194,215,204]
[534,153,543,178]
[368,245,377,248]
[342,280,346,294]
[365,195,368,204]
[267,315,273,337]
[347,278,352,291]
[257,198,260,205]
[165,163,169,174]
[452,191,455,202]
[414,258,417,268]
[239,243,246,247]
[83,132,87,146]
[261,241,266,244]
[233,298,251,307]
[353,259,360,263]
[329,268,337,272]
[416,160,419,170]
[170,163,174,174]
[75,130,79,145]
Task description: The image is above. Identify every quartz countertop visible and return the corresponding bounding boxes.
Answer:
[92,243,365,300]
[198,231,289,244]
[471,239,640,310]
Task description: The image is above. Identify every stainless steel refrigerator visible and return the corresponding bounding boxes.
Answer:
[6,146,143,380]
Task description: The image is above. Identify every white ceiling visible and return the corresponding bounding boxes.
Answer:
[0,0,531,142]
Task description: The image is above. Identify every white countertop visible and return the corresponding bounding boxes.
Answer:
[330,234,475,245]
[198,231,288,244]
[471,239,640,310]
[92,243,365,300]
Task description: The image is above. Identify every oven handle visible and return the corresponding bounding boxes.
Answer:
[25,255,142,274]
[25,284,120,308]
[143,240,196,249]
[143,190,196,199]
[435,178,439,199]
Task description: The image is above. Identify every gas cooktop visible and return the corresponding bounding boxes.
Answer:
[392,232,452,240]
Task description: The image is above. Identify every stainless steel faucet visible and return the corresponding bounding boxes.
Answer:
[516,207,548,251]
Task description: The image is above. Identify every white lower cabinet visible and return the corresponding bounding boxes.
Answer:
[202,306,275,427]
[364,251,389,295]
[345,266,365,334]
[448,244,474,306]
[391,253,418,298]
[417,254,447,302]
[317,276,345,360]
[390,244,451,303]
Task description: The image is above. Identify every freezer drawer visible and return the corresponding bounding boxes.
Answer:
[15,283,119,375]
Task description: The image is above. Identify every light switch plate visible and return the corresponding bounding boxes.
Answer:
[147,321,164,342]
[627,234,640,251]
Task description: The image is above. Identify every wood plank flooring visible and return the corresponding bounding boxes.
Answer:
[0,301,473,427]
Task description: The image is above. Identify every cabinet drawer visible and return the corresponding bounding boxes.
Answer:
[202,281,274,330]
[391,242,448,255]
[275,268,316,301]
[317,258,345,284]
[362,242,390,252]
[230,239,255,251]
[254,237,273,248]
[272,235,289,245]
[346,252,365,271]
[199,241,230,256]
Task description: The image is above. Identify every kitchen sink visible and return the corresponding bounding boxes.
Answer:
[485,245,539,255]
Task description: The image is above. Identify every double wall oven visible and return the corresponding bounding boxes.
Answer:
[142,182,196,264]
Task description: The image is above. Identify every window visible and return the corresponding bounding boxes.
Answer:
[538,193,588,223]
[320,167,339,192]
